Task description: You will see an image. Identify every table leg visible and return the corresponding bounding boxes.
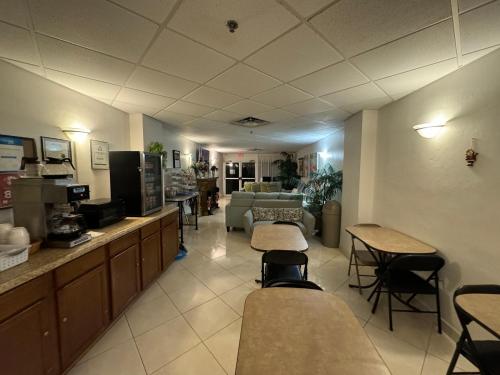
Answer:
[178,201,184,244]
[195,196,198,230]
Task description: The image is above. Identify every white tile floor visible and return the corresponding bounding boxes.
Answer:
[68,198,476,375]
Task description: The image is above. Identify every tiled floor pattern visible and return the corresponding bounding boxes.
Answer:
[69,199,477,375]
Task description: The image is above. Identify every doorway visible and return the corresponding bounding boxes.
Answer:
[224,161,255,195]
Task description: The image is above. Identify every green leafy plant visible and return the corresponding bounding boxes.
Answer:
[273,152,300,190]
[148,142,167,168]
[304,165,343,215]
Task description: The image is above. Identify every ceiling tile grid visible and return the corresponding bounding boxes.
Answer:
[290,61,369,96]
[2,0,500,151]
[245,24,343,81]
[310,0,452,57]
[167,0,300,59]
[29,0,158,62]
[143,29,235,83]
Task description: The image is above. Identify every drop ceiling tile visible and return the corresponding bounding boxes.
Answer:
[282,98,334,115]
[30,0,158,62]
[224,100,272,116]
[112,100,159,116]
[283,0,334,18]
[251,84,312,107]
[462,45,500,65]
[460,1,500,54]
[311,0,451,57]
[245,24,342,81]
[111,0,176,23]
[290,61,368,96]
[2,59,43,75]
[143,29,235,83]
[458,0,492,13]
[305,108,351,122]
[0,22,38,64]
[321,82,391,113]
[352,20,456,80]
[168,0,299,59]
[116,88,175,108]
[375,59,458,99]
[37,35,135,85]
[167,101,214,116]
[183,86,241,108]
[203,110,240,122]
[127,67,198,98]
[257,109,298,123]
[0,0,28,27]
[155,110,197,125]
[207,64,281,97]
[46,69,121,100]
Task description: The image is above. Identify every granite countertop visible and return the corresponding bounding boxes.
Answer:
[0,204,178,295]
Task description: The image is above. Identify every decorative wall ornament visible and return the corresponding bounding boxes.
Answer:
[465,138,479,167]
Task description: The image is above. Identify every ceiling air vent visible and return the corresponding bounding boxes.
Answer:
[231,116,270,128]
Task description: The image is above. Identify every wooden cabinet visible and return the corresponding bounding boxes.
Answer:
[57,264,110,369]
[109,243,140,318]
[161,213,179,269]
[0,275,59,375]
[141,231,162,288]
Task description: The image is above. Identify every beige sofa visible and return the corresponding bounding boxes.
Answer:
[225,191,304,231]
[242,199,316,238]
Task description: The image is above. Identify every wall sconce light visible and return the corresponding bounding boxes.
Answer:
[62,128,90,143]
[412,121,446,139]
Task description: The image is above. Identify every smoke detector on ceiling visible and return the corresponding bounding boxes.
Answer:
[226,20,238,33]
[231,116,270,128]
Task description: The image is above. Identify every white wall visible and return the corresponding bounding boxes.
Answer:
[142,115,198,170]
[296,129,344,182]
[372,49,500,332]
[0,60,130,223]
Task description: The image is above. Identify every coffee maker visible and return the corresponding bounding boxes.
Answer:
[12,178,91,248]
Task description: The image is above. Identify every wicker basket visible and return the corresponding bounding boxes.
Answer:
[0,245,30,272]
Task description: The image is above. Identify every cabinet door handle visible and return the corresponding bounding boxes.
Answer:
[43,330,49,337]
[62,317,68,323]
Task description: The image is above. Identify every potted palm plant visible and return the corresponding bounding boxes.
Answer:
[273,152,300,191]
[304,165,343,234]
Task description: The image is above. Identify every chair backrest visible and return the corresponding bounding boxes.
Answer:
[265,279,323,290]
[388,254,445,272]
[262,250,308,267]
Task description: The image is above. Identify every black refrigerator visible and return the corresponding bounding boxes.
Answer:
[109,151,164,216]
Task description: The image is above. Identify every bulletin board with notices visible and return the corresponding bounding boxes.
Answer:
[0,134,37,208]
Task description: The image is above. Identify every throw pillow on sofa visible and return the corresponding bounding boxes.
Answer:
[252,207,277,221]
[244,182,253,192]
[277,208,303,222]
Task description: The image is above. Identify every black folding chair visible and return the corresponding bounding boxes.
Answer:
[264,279,323,290]
[348,223,379,294]
[447,285,500,375]
[375,254,445,332]
[261,250,308,288]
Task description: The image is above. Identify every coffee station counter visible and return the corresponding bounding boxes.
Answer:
[0,204,178,295]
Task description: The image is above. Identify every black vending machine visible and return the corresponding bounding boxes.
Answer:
[109,151,164,216]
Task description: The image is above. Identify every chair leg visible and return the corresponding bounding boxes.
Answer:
[446,334,464,375]
[435,277,442,334]
[388,291,393,331]
[371,284,382,314]
[348,247,354,276]
[226,226,230,232]
[353,252,363,295]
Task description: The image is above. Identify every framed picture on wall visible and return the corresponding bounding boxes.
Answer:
[298,158,304,177]
[303,154,309,178]
[173,150,181,168]
[0,134,36,172]
[41,136,72,161]
[90,140,109,169]
[309,152,318,177]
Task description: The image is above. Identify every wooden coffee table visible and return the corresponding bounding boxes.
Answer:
[251,224,308,252]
